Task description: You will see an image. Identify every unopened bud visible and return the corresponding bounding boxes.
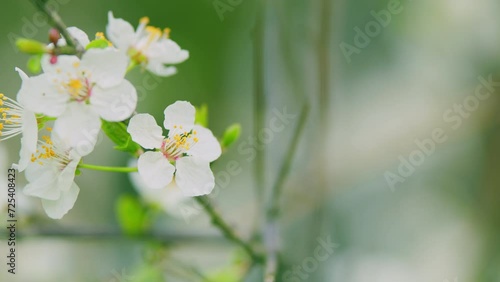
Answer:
[15,38,48,55]
[49,28,60,45]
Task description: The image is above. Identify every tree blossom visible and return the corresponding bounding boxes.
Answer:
[0,90,38,172]
[106,11,189,76]
[127,101,221,196]
[16,46,137,150]
[23,129,89,219]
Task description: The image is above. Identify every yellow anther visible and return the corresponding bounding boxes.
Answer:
[68,79,83,90]
[146,26,162,36]
[193,137,199,142]
[140,16,150,25]
[193,130,197,135]
[46,127,52,132]
[73,61,80,68]
[0,123,3,131]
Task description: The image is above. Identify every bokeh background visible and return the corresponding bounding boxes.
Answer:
[1,0,500,281]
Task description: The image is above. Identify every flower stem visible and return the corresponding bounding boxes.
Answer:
[78,163,138,173]
[195,196,264,264]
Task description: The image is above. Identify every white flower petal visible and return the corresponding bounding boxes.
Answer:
[16,73,69,117]
[106,11,136,50]
[138,151,175,189]
[163,101,195,131]
[18,109,38,172]
[90,80,137,122]
[53,103,101,157]
[128,159,190,216]
[66,27,90,47]
[81,48,128,88]
[127,114,164,149]
[188,125,221,163]
[41,182,80,219]
[175,157,215,197]
[24,164,60,200]
[147,39,189,64]
[41,54,80,76]
[57,158,80,192]
[145,62,177,77]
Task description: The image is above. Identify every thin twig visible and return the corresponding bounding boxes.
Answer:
[195,196,264,264]
[29,0,83,52]
[264,102,310,281]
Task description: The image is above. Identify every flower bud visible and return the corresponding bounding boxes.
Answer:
[49,28,60,45]
[15,38,48,55]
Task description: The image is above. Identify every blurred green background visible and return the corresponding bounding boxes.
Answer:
[1,0,500,281]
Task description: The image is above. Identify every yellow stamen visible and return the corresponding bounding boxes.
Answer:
[140,16,150,25]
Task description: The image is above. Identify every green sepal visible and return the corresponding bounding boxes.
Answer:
[27,54,42,74]
[85,39,109,50]
[101,120,141,155]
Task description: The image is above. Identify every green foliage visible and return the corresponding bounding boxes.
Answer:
[27,54,42,74]
[101,120,141,155]
[195,104,209,127]
[16,38,47,54]
[221,123,241,149]
[85,39,109,50]
[115,194,150,236]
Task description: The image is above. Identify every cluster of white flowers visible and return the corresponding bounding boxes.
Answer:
[1,12,221,219]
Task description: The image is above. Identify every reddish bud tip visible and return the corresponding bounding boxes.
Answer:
[50,55,58,65]
[49,28,60,45]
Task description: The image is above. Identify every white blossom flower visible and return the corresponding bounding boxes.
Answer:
[16,47,137,150]
[0,90,38,172]
[127,101,221,196]
[106,11,189,76]
[23,129,87,219]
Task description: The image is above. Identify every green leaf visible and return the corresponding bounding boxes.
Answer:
[85,39,109,50]
[101,120,141,155]
[27,54,42,74]
[221,123,241,149]
[16,38,47,54]
[195,104,209,127]
[115,194,148,236]
[132,265,164,282]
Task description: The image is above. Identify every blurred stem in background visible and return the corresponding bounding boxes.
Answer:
[253,0,267,231]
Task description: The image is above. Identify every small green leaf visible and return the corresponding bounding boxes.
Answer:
[85,39,109,50]
[115,194,148,236]
[101,120,141,155]
[27,54,42,74]
[195,104,209,127]
[16,38,48,54]
[221,123,241,149]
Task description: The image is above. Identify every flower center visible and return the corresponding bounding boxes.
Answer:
[31,135,72,169]
[0,93,23,141]
[128,17,172,65]
[160,126,199,161]
[66,77,92,102]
